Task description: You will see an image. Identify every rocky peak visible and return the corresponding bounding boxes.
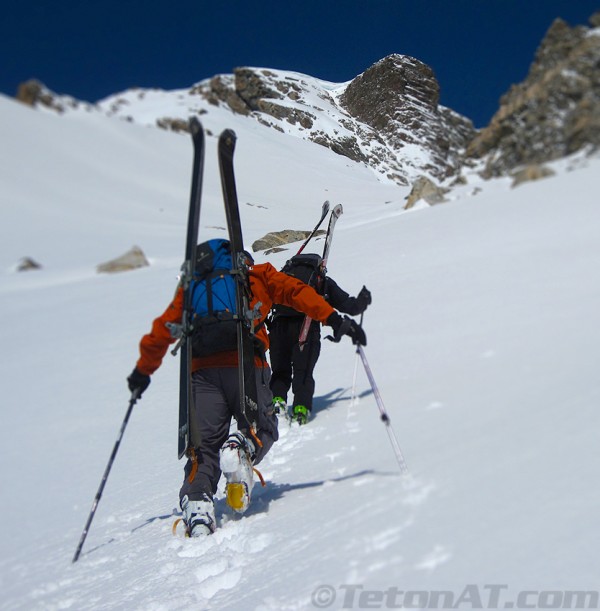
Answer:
[339,54,475,181]
[527,17,587,81]
[340,54,439,128]
[467,13,600,177]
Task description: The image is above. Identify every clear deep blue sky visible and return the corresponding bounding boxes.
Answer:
[2,0,598,127]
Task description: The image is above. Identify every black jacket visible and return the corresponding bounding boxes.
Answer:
[323,277,366,316]
[272,276,366,319]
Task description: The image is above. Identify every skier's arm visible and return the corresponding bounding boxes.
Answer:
[261,263,335,322]
[136,286,183,375]
[251,263,366,346]
[325,277,371,316]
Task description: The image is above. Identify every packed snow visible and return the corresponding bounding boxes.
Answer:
[1,91,600,610]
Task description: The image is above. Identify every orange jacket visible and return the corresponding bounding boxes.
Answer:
[136,261,335,375]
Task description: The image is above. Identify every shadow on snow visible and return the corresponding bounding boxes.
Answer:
[217,467,397,520]
[311,386,373,417]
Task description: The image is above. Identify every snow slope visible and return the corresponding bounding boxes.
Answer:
[1,93,600,610]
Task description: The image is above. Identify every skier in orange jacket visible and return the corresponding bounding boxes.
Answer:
[127,244,365,536]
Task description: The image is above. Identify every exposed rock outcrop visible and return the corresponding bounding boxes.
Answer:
[467,13,600,176]
[16,79,91,113]
[511,164,556,188]
[16,257,43,271]
[97,246,150,273]
[156,117,192,133]
[252,230,325,253]
[17,80,65,113]
[404,177,450,209]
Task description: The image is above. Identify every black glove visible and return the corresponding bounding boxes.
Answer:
[127,367,151,397]
[356,285,372,312]
[326,312,367,346]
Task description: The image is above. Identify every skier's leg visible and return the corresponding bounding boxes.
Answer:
[268,318,295,404]
[215,366,277,513]
[220,366,278,465]
[291,323,322,414]
[180,369,231,502]
[253,365,278,465]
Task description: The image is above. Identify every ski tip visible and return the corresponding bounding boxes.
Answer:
[219,129,237,148]
[189,117,203,135]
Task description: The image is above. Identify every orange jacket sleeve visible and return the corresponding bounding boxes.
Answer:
[250,262,335,324]
[136,286,183,375]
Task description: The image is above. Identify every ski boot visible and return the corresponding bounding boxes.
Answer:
[272,396,287,416]
[180,494,216,537]
[292,405,310,425]
[219,432,256,513]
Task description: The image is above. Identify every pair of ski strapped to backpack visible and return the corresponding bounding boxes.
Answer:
[174,119,344,462]
[174,119,261,461]
[273,200,344,350]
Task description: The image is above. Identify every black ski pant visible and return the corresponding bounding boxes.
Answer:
[179,366,277,503]
[269,317,321,412]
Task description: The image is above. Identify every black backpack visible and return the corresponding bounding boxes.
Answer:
[272,253,326,318]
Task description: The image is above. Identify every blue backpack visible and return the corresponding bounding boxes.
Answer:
[189,239,239,357]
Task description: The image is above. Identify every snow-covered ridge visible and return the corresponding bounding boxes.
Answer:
[18,56,476,187]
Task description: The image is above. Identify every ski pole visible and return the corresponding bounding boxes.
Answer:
[357,346,408,474]
[72,389,141,563]
[350,313,364,406]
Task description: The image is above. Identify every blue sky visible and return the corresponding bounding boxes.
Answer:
[2,1,598,127]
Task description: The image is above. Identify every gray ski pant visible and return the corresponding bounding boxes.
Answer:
[179,366,278,503]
